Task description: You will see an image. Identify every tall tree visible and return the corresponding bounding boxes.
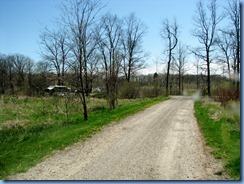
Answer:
[12,54,31,91]
[160,18,178,95]
[122,13,147,82]
[34,60,51,92]
[98,13,123,109]
[192,0,223,96]
[226,0,240,90]
[61,0,103,120]
[193,57,201,90]
[216,30,233,79]
[25,58,36,94]
[58,29,72,85]
[86,50,100,94]
[5,55,15,94]
[39,27,70,85]
[173,42,187,95]
[0,54,10,94]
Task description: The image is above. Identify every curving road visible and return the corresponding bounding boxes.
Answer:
[9,96,229,180]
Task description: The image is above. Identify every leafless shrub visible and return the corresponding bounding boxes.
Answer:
[216,87,239,106]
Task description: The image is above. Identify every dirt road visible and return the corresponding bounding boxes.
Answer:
[10,96,229,180]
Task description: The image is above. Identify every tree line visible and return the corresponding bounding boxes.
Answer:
[0,0,240,120]
[160,0,240,97]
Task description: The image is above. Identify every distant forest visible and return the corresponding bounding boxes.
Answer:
[0,52,235,97]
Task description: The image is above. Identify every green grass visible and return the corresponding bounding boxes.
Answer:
[194,100,240,179]
[0,95,169,179]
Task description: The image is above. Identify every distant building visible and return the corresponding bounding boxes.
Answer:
[45,85,70,96]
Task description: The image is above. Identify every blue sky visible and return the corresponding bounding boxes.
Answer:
[0,0,237,74]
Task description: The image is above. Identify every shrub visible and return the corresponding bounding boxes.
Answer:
[216,87,239,106]
[139,86,164,98]
[119,82,140,99]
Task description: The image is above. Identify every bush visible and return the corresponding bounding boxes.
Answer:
[216,87,239,106]
[119,82,140,99]
[119,82,165,99]
[139,86,164,98]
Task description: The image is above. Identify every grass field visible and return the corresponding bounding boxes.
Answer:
[194,98,240,179]
[0,95,169,179]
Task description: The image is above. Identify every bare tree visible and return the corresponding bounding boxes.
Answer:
[160,18,178,95]
[192,0,223,96]
[0,54,34,94]
[98,13,123,109]
[39,27,70,85]
[0,54,10,94]
[193,57,201,90]
[61,0,103,120]
[121,13,147,82]
[58,29,72,85]
[12,54,32,91]
[87,50,100,93]
[225,0,240,89]
[25,58,36,94]
[39,28,60,85]
[173,42,187,95]
[34,60,51,92]
[216,30,233,79]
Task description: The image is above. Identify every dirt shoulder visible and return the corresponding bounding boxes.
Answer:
[9,96,230,180]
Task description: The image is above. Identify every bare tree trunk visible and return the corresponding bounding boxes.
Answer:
[236,31,240,91]
[98,13,122,110]
[226,0,240,91]
[181,75,184,93]
[166,62,170,95]
[127,60,131,82]
[178,71,181,95]
[84,63,89,96]
[79,62,88,121]
[207,57,211,96]
[57,73,61,85]
[192,0,222,96]
[161,18,178,96]
[122,13,147,83]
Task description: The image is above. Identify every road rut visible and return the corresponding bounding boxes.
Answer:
[9,96,229,180]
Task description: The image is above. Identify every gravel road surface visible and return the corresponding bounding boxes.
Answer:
[9,96,229,180]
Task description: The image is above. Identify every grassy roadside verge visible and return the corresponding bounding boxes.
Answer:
[194,100,240,179]
[0,96,169,179]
